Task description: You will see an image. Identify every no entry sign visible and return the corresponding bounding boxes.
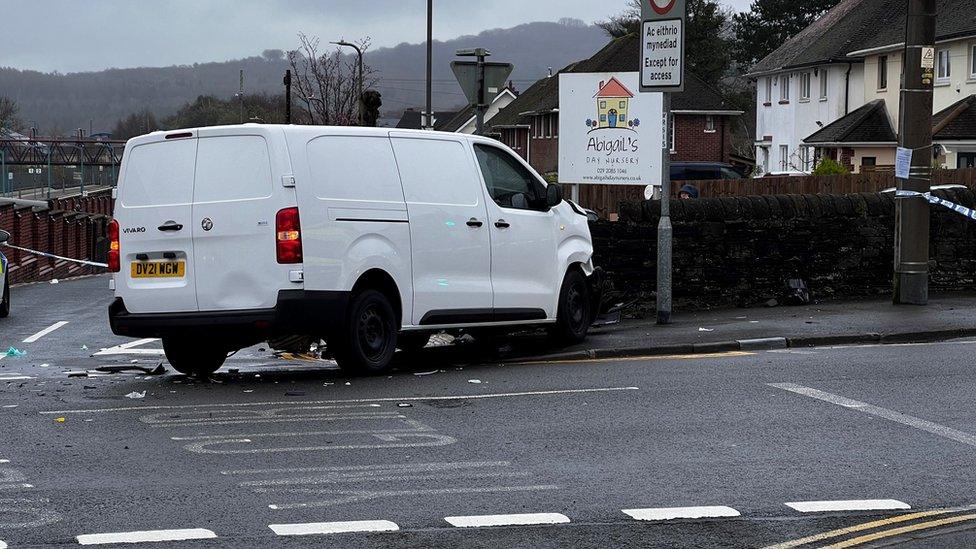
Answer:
[640,0,685,92]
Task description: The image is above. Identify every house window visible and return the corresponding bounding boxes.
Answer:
[820,69,828,99]
[862,156,877,167]
[780,145,789,171]
[552,115,559,137]
[970,44,976,79]
[600,100,607,109]
[938,49,951,82]
[779,75,790,102]
[761,147,770,173]
[764,77,772,104]
[545,114,553,138]
[800,72,811,101]
[599,114,607,123]
[878,55,888,90]
[705,115,716,133]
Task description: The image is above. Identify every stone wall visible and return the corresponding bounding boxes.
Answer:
[591,188,976,311]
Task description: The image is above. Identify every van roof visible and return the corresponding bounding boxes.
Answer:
[127,124,499,148]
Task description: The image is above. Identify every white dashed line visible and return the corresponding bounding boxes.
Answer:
[76,528,218,545]
[269,520,399,536]
[444,513,571,528]
[785,500,911,513]
[622,506,742,521]
[0,375,34,381]
[0,459,8,463]
[40,387,641,414]
[22,321,69,343]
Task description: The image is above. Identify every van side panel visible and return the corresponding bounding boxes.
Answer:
[294,133,413,326]
[114,137,199,314]
[191,134,282,311]
[390,134,493,325]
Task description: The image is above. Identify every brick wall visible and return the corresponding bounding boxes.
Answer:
[591,188,976,312]
[1,192,112,285]
[671,114,731,163]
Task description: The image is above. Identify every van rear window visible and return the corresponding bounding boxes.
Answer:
[194,136,272,203]
[120,140,196,208]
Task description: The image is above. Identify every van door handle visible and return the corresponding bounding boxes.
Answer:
[494,219,510,229]
[466,218,484,228]
[158,222,183,232]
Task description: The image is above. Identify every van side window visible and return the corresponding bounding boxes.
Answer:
[473,144,545,210]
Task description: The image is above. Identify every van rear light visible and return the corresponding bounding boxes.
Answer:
[276,207,303,264]
[108,219,120,272]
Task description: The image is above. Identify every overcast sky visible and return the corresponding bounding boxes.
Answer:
[0,0,751,73]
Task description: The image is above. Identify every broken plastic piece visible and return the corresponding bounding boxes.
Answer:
[467,379,482,384]
[125,391,146,399]
[698,327,714,332]
[397,403,413,408]
[54,417,66,423]
[4,348,26,358]
[50,279,59,284]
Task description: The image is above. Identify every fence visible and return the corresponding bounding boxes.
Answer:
[575,168,976,219]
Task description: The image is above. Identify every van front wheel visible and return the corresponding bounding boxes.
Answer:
[549,269,591,345]
[333,289,398,374]
[162,337,226,377]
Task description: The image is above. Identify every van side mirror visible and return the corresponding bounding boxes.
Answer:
[546,183,563,208]
[0,229,9,244]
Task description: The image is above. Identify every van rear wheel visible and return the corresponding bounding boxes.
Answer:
[333,289,398,374]
[162,337,226,377]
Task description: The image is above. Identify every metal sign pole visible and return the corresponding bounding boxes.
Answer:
[657,92,672,324]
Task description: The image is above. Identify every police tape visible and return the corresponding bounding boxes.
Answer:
[895,190,976,222]
[0,243,109,269]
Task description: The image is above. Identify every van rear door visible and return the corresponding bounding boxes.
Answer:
[115,135,199,314]
[191,132,281,311]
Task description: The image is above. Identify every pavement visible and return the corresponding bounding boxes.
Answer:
[3,276,976,547]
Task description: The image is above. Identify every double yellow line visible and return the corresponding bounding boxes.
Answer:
[764,505,976,548]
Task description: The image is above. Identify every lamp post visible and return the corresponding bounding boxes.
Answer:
[332,40,364,126]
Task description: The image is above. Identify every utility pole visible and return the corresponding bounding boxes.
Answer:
[894,0,936,305]
[425,0,433,130]
[236,69,245,124]
[283,69,292,124]
[476,49,486,134]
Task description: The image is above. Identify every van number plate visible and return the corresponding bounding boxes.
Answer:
[131,261,185,278]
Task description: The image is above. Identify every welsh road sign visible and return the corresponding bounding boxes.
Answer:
[451,60,514,106]
[640,0,686,93]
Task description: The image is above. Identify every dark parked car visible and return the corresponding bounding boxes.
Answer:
[670,162,745,181]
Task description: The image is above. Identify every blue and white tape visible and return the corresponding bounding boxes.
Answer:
[895,190,976,223]
[0,243,108,268]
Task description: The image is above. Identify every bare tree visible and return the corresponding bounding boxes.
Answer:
[287,33,378,126]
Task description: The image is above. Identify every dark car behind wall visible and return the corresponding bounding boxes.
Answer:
[670,162,745,181]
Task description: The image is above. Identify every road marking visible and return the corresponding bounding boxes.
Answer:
[769,382,976,447]
[785,500,911,513]
[92,338,161,356]
[246,470,529,487]
[444,513,570,528]
[41,387,641,414]
[22,321,69,343]
[266,484,560,510]
[270,520,399,536]
[76,528,217,545]
[521,351,753,365]
[0,375,34,381]
[762,508,970,549]
[223,460,513,476]
[622,506,741,521]
[824,513,976,548]
[0,460,8,464]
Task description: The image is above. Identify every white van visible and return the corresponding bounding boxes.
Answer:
[109,125,603,375]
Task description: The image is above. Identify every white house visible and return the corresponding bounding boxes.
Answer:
[752,0,976,174]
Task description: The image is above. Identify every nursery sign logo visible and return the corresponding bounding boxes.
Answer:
[559,72,663,187]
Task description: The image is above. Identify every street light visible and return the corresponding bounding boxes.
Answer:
[332,40,364,126]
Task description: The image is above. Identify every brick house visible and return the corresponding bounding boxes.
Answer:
[487,34,744,179]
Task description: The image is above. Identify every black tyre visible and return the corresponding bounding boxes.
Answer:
[333,289,398,374]
[0,278,8,318]
[397,332,431,353]
[549,269,590,344]
[162,336,226,377]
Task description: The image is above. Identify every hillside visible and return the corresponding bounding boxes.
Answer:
[0,20,607,133]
